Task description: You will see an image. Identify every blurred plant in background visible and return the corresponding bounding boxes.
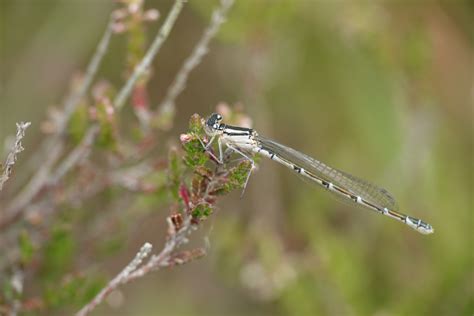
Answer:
[1,0,243,314]
[1,0,472,315]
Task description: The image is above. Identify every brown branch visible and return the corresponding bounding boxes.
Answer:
[2,0,187,230]
[76,213,207,316]
[75,151,234,315]
[75,242,153,316]
[48,125,99,186]
[1,12,116,226]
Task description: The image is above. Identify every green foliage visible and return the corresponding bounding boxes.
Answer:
[191,167,211,198]
[127,21,147,70]
[133,170,169,211]
[95,101,117,150]
[124,0,147,71]
[220,161,252,193]
[41,227,75,281]
[43,275,105,309]
[228,160,252,186]
[168,147,183,200]
[191,0,298,42]
[2,279,15,302]
[182,115,209,168]
[183,140,208,167]
[279,273,323,316]
[188,113,205,135]
[18,230,34,265]
[68,103,89,144]
[191,204,213,220]
[95,234,126,259]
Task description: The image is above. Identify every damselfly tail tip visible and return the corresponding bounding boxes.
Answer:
[406,216,434,234]
[419,224,434,235]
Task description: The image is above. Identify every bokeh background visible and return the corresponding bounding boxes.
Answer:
[1,0,472,315]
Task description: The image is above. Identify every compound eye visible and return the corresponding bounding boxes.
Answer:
[216,114,222,120]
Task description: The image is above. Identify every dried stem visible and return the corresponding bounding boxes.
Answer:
[76,214,206,316]
[75,243,153,316]
[23,14,114,176]
[75,148,236,315]
[0,122,31,191]
[156,0,235,121]
[48,125,99,186]
[126,218,201,279]
[1,14,115,225]
[0,143,63,229]
[2,0,187,229]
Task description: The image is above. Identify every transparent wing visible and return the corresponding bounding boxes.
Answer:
[256,136,398,211]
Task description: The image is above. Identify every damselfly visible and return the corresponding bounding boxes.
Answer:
[202,113,434,235]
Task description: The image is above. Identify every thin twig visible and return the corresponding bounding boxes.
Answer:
[48,125,99,186]
[2,1,186,228]
[0,122,31,191]
[2,15,115,223]
[126,217,198,280]
[76,215,206,316]
[76,158,231,315]
[156,0,235,120]
[24,15,114,173]
[75,243,153,316]
[0,143,63,229]
[114,0,187,110]
[108,160,157,192]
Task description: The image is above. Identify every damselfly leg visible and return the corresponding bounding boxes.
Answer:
[224,143,256,196]
[196,133,224,164]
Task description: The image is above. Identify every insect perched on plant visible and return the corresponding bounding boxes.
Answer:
[200,113,434,235]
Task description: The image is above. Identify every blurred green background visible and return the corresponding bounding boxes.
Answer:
[1,0,472,315]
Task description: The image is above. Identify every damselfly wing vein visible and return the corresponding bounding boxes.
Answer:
[255,136,399,211]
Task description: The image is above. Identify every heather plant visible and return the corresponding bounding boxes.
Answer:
[0,0,237,314]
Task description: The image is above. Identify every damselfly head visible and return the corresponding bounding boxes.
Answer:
[205,113,223,135]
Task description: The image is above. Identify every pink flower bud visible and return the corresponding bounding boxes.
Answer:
[180,133,193,143]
